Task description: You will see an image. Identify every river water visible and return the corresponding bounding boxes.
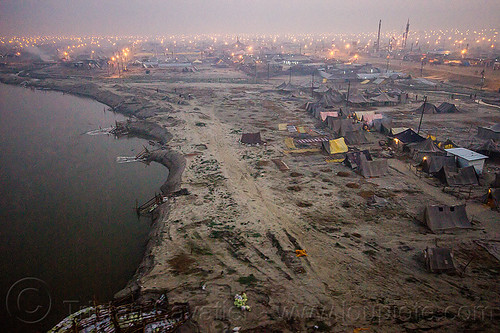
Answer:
[0,83,166,332]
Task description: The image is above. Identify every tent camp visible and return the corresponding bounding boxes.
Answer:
[422,155,456,174]
[424,247,456,273]
[414,102,439,114]
[423,204,472,233]
[240,132,265,145]
[437,102,460,113]
[477,123,500,141]
[436,165,479,187]
[359,155,388,178]
[322,137,348,155]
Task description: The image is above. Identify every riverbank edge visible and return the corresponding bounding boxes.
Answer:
[0,74,184,304]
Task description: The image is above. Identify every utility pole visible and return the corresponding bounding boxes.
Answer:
[311,71,315,98]
[289,67,292,84]
[345,80,351,109]
[480,69,485,90]
[417,96,427,134]
[421,58,424,76]
[267,63,270,82]
[403,19,410,49]
[376,20,381,52]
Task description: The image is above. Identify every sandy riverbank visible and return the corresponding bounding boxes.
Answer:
[2,64,499,332]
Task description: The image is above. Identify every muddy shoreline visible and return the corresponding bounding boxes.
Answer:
[0,74,185,302]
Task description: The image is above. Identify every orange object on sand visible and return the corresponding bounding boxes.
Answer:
[295,249,307,257]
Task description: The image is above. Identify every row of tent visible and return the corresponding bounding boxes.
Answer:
[414,102,460,114]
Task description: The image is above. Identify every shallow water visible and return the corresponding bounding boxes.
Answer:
[0,83,166,332]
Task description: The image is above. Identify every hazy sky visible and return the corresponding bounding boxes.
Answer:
[1,0,499,36]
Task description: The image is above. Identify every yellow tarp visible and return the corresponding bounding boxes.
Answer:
[283,148,321,154]
[326,137,348,154]
[360,79,370,85]
[297,126,307,134]
[427,134,437,141]
[278,123,287,131]
[326,157,345,163]
[284,137,296,149]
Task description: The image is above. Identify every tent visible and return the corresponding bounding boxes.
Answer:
[484,188,500,209]
[424,247,456,273]
[343,130,369,145]
[372,118,393,134]
[322,137,348,155]
[414,102,439,114]
[391,128,426,149]
[436,165,478,187]
[437,102,460,113]
[345,150,372,170]
[437,139,457,150]
[327,118,353,134]
[476,123,500,141]
[409,138,446,161]
[319,89,344,106]
[493,173,500,188]
[422,155,456,174]
[359,155,388,178]
[370,92,398,105]
[423,204,472,233]
[320,111,338,122]
[472,139,500,157]
[347,92,370,106]
[240,132,265,145]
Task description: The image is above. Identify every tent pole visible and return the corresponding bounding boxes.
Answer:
[417,96,427,134]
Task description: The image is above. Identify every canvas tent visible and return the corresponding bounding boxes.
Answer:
[472,139,500,157]
[320,111,338,122]
[370,92,398,105]
[477,123,500,141]
[347,92,370,106]
[423,204,471,233]
[343,130,369,145]
[436,165,478,187]
[414,102,439,114]
[437,102,460,113]
[345,150,372,170]
[409,138,446,161]
[424,247,456,273]
[421,155,456,174]
[484,188,500,209]
[391,128,426,149]
[240,132,265,145]
[322,137,348,155]
[359,155,388,178]
[372,118,393,134]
